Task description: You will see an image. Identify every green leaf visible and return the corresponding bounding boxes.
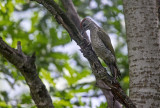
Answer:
[0,101,12,108]
[0,3,6,13]
[40,68,56,87]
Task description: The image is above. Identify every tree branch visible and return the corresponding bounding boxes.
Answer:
[61,0,89,42]
[31,0,136,107]
[0,37,54,108]
[61,0,121,107]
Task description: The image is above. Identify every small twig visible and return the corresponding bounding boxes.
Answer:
[17,41,22,52]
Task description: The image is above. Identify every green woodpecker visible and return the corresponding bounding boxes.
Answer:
[80,18,121,79]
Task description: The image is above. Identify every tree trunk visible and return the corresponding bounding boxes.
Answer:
[123,0,160,107]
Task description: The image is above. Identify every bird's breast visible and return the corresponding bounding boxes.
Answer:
[90,31,115,62]
[90,31,105,50]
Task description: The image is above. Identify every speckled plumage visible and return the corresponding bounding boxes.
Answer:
[81,18,121,78]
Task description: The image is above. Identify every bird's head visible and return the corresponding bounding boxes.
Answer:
[80,18,92,35]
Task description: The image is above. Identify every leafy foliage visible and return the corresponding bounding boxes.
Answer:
[0,0,128,108]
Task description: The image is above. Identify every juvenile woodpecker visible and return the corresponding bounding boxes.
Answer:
[80,18,121,79]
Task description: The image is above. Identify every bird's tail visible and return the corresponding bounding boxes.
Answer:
[105,61,121,79]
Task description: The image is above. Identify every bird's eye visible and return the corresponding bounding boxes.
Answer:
[83,23,86,27]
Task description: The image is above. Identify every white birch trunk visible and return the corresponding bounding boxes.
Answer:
[123,0,160,107]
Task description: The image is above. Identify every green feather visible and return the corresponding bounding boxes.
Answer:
[97,28,115,56]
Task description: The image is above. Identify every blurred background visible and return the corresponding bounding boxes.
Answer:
[0,0,129,108]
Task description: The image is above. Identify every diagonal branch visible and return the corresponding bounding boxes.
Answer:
[31,0,136,107]
[61,0,121,107]
[60,0,89,42]
[0,37,54,108]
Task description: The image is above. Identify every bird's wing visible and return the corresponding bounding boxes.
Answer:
[97,28,115,56]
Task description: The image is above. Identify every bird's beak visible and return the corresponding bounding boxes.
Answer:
[81,28,85,35]
[81,26,88,35]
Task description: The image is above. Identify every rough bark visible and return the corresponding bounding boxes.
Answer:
[0,38,54,108]
[61,0,121,107]
[31,0,136,107]
[123,0,160,107]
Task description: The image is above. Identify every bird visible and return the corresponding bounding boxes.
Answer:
[80,18,121,79]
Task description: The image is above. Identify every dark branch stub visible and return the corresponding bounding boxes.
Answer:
[17,41,22,52]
